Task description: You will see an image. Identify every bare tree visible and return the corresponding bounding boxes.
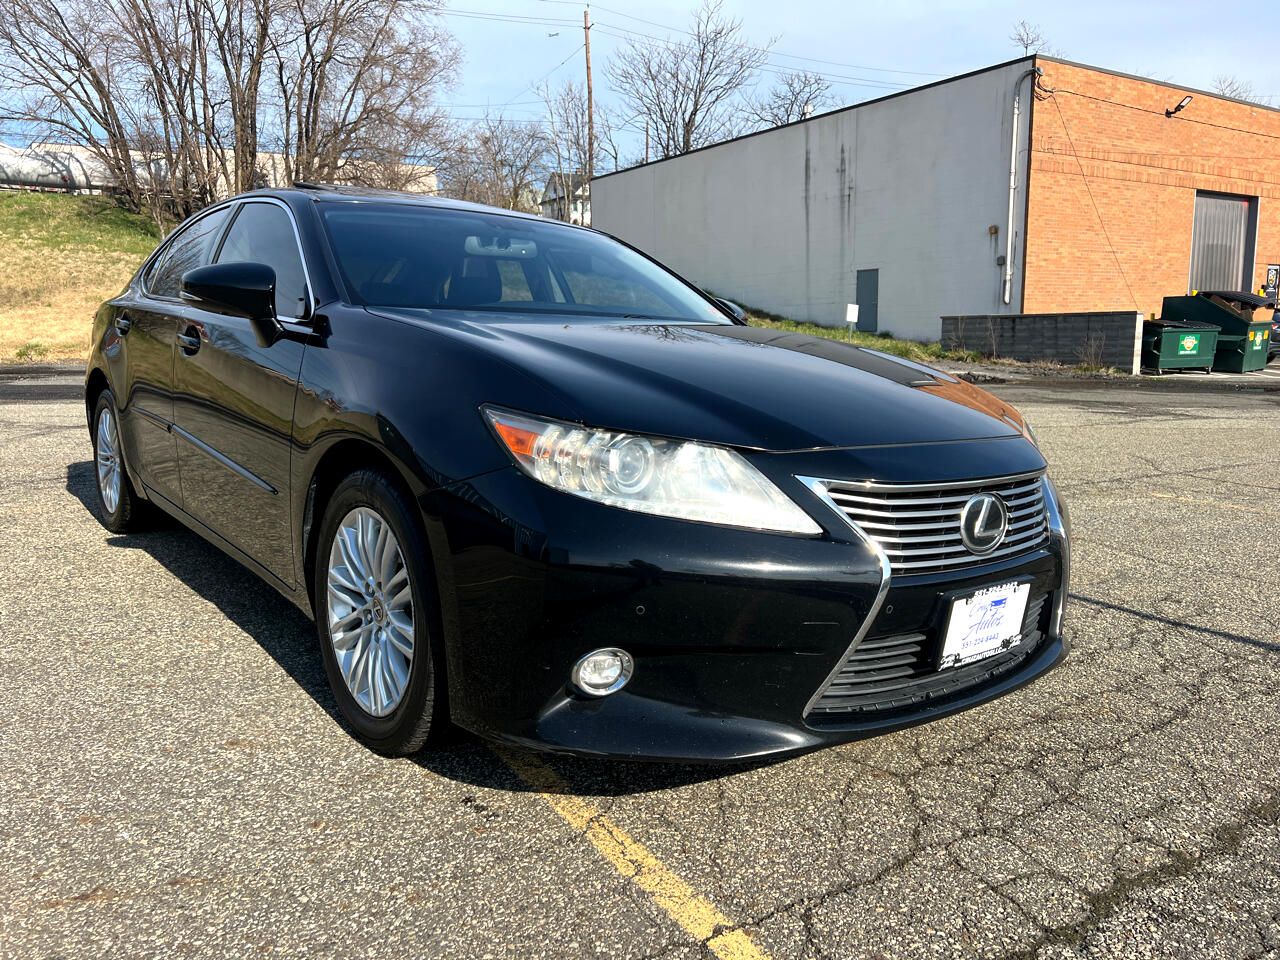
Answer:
[0,0,252,220]
[1010,20,1047,55]
[0,0,150,212]
[201,0,274,195]
[437,114,547,212]
[1212,74,1270,105]
[607,0,770,158]
[111,0,231,218]
[593,103,627,173]
[540,81,591,187]
[748,70,834,128]
[537,79,620,219]
[0,0,457,224]
[266,0,458,187]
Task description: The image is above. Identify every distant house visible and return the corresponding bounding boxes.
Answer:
[540,172,590,225]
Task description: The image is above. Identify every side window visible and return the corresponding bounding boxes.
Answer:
[216,203,309,319]
[147,208,231,299]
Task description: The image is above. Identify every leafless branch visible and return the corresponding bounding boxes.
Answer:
[606,0,770,158]
[1212,74,1270,106]
[435,113,548,212]
[747,70,834,128]
[0,0,457,223]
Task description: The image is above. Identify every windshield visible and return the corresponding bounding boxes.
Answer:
[320,201,729,324]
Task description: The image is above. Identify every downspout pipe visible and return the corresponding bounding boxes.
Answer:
[1004,66,1042,306]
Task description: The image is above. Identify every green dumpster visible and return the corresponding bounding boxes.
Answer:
[1141,319,1218,373]
[1160,291,1276,373]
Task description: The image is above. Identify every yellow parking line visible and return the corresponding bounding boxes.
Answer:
[495,747,771,960]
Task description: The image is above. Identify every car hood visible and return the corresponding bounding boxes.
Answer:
[370,310,1031,452]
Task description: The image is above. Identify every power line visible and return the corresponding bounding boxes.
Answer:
[589,24,913,93]
[441,9,577,26]
[535,0,944,78]
[497,42,585,109]
[763,50,940,80]
[1049,86,1280,143]
[460,4,921,92]
[437,115,548,124]
[440,5,922,104]
[440,100,544,109]
[1045,91,1140,312]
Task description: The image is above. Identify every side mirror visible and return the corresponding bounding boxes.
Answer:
[181,262,284,348]
[714,298,747,322]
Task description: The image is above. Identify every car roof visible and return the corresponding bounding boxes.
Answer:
[234,183,555,226]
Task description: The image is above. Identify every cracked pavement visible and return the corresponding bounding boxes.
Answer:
[0,379,1278,959]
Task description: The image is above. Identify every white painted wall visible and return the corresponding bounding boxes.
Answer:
[592,60,1036,341]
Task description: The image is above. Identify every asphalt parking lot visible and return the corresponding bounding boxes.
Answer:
[1,375,1278,959]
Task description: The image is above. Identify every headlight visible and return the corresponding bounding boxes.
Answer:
[483,406,821,535]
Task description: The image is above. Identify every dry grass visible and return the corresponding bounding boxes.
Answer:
[0,192,158,363]
[738,306,979,364]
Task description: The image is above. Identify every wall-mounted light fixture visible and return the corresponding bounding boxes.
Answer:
[1165,95,1193,117]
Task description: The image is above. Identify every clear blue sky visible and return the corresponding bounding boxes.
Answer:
[439,0,1280,163]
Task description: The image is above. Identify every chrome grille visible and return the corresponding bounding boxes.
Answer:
[810,592,1049,716]
[820,472,1049,574]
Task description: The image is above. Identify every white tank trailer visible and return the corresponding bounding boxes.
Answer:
[0,142,114,192]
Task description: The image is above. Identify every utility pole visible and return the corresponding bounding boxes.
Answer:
[583,6,594,199]
[644,121,649,164]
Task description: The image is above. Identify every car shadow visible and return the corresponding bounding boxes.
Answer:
[68,460,765,796]
[1071,593,1280,654]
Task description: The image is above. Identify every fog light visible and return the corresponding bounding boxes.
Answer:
[571,648,634,697]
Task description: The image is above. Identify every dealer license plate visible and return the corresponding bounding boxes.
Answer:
[939,581,1031,670]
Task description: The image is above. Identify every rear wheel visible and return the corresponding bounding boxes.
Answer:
[314,468,444,755]
[91,390,146,533]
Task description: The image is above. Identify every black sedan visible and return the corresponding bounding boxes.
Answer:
[84,186,1070,762]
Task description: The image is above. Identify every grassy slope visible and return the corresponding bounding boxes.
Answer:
[0,192,158,362]
[740,306,976,364]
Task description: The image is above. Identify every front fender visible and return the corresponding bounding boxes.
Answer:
[288,305,566,645]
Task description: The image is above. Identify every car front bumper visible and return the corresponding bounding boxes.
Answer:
[428,438,1069,762]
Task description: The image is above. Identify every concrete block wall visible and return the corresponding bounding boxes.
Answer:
[941,311,1144,374]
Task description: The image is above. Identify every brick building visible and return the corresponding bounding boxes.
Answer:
[592,56,1280,341]
[1026,59,1280,316]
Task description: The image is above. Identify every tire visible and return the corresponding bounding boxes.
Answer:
[91,390,146,533]
[313,468,445,755]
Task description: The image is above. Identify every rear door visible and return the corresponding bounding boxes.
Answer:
[171,199,310,583]
[117,207,231,507]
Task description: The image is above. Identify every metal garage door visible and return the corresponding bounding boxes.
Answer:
[1189,192,1255,293]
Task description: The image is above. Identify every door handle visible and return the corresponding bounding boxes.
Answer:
[115,313,132,335]
[177,326,202,355]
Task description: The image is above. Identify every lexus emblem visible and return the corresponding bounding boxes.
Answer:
[959,493,1008,554]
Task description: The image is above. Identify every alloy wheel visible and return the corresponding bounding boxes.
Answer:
[96,407,121,515]
[326,507,415,717]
